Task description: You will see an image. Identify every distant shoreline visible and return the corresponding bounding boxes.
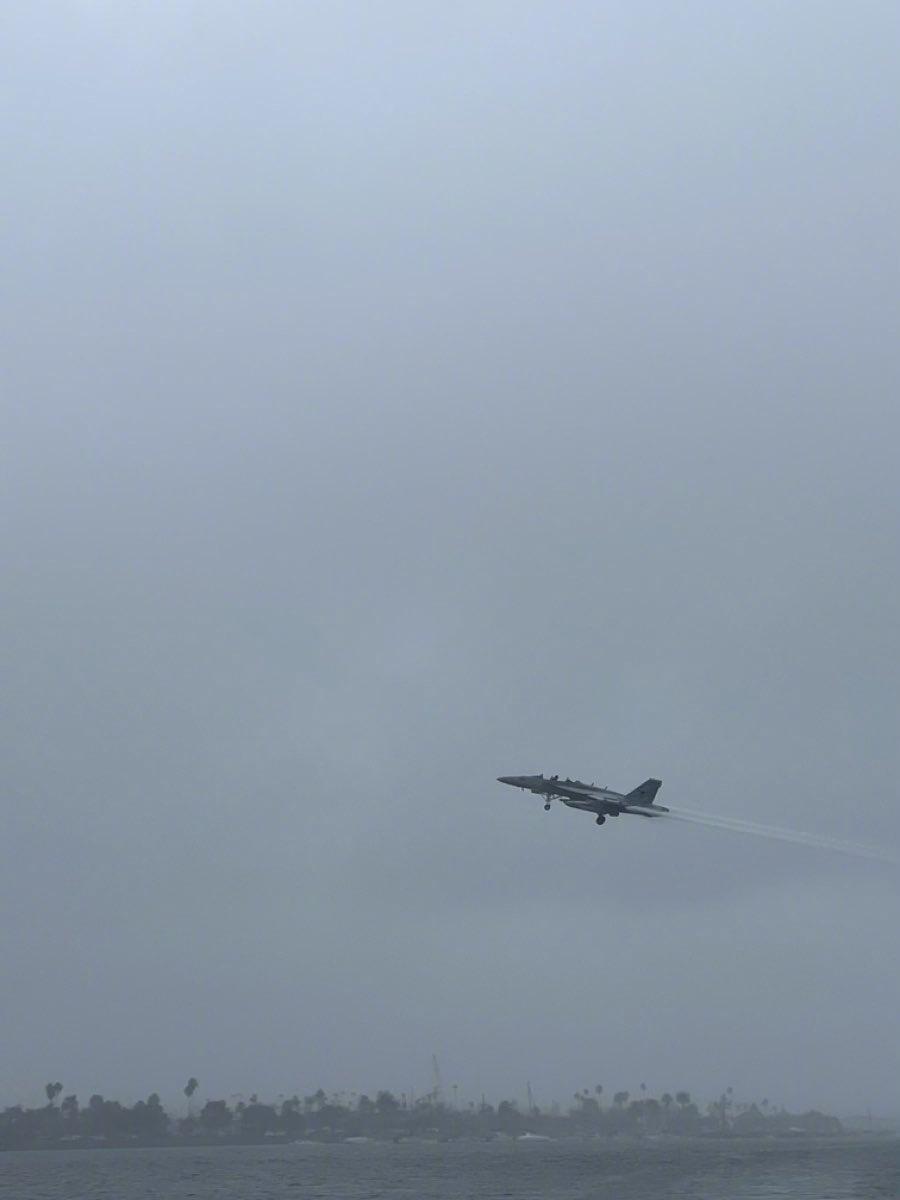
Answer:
[1,1087,859,1153]
[5,1130,885,1155]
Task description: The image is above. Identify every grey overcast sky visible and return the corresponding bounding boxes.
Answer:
[2,1,899,1115]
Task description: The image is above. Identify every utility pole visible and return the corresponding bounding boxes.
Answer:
[431,1055,443,1106]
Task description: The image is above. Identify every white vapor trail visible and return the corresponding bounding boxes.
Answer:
[660,806,900,866]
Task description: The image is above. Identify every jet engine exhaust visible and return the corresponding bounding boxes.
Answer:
[660,805,900,865]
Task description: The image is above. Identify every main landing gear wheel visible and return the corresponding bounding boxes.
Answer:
[595,814,606,826]
[544,802,552,811]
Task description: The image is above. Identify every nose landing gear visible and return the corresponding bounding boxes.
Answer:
[544,801,552,811]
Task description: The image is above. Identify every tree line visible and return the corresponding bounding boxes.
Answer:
[0,1079,842,1150]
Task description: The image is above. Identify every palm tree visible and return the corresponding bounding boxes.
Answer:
[184,1078,199,1117]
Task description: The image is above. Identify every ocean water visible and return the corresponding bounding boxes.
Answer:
[1,1137,898,1200]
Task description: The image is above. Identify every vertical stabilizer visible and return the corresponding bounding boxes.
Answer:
[624,778,663,806]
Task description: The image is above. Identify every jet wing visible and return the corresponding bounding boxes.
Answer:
[550,782,614,803]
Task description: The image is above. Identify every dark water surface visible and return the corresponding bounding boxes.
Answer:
[2,1138,898,1200]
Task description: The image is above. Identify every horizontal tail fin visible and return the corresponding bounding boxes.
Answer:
[625,778,662,806]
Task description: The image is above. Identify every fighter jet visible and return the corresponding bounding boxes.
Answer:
[497,774,668,825]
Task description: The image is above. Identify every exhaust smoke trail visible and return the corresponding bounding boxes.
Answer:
[660,806,900,865]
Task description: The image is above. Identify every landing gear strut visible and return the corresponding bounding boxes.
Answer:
[595,814,606,826]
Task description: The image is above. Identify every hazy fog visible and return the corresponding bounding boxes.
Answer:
[2,2,898,1115]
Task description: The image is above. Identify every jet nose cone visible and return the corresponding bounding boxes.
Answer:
[497,776,517,786]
